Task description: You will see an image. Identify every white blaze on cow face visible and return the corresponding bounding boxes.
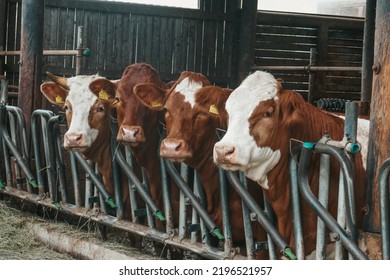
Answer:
[63,75,101,151]
[175,77,203,107]
[214,71,281,189]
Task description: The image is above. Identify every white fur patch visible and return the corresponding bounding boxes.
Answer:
[214,71,280,188]
[64,75,102,148]
[175,77,203,108]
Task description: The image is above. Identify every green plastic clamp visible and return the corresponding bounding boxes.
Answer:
[105,197,117,209]
[29,179,38,189]
[0,179,5,189]
[283,247,297,260]
[155,210,166,222]
[213,228,224,241]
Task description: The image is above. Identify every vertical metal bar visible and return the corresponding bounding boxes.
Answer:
[70,152,82,207]
[239,172,255,259]
[218,168,232,254]
[142,167,155,228]
[0,80,11,188]
[160,156,173,234]
[379,158,390,260]
[289,155,305,259]
[360,0,376,114]
[8,112,24,190]
[316,154,330,260]
[125,146,138,222]
[179,163,189,241]
[307,47,317,104]
[263,197,278,260]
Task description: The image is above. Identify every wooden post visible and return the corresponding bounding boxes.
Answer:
[359,0,376,116]
[236,0,258,84]
[18,0,44,145]
[0,0,6,76]
[363,0,390,233]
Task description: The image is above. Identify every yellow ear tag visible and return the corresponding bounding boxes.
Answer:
[151,100,163,108]
[99,89,109,101]
[209,104,219,115]
[55,95,64,104]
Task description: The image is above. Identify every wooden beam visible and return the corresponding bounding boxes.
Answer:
[18,0,44,145]
[236,0,258,84]
[364,0,390,233]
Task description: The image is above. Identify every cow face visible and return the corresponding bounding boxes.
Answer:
[41,73,112,152]
[134,71,223,165]
[89,64,164,148]
[213,71,282,189]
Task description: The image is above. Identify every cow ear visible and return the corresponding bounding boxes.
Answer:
[89,78,117,104]
[133,83,167,110]
[40,82,68,106]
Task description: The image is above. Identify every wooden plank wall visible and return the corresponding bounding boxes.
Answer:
[255,11,364,102]
[2,1,365,102]
[43,0,237,86]
[2,0,238,87]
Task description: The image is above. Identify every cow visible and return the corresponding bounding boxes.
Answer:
[40,73,143,247]
[213,70,368,258]
[88,63,182,258]
[133,70,268,259]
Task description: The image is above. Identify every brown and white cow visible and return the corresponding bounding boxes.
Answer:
[133,71,268,258]
[213,70,368,258]
[88,63,182,258]
[40,73,119,198]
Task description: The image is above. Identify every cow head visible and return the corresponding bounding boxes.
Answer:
[213,71,284,189]
[134,71,228,166]
[40,72,113,153]
[89,63,165,148]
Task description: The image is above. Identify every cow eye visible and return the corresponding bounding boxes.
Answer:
[63,105,68,111]
[97,106,105,113]
[264,109,273,118]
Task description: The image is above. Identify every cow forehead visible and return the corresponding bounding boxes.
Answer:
[226,71,279,119]
[66,75,101,107]
[174,77,203,108]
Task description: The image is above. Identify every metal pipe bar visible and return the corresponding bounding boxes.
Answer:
[239,172,255,259]
[124,146,138,222]
[47,115,68,204]
[0,50,79,56]
[160,156,173,234]
[115,149,165,222]
[288,153,305,260]
[226,171,295,259]
[297,143,367,260]
[72,151,116,209]
[379,158,390,260]
[178,163,189,240]
[252,66,362,72]
[316,154,330,260]
[164,159,224,241]
[218,167,233,253]
[31,109,54,195]
[0,81,37,189]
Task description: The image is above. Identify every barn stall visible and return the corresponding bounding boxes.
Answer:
[0,0,389,260]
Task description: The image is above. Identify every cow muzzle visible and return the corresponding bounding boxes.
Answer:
[160,138,192,162]
[118,125,145,145]
[64,132,87,150]
[213,144,236,165]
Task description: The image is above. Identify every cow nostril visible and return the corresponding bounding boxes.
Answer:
[225,146,235,157]
[175,141,183,151]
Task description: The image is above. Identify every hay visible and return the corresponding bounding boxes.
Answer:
[0,200,74,260]
[0,199,158,260]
